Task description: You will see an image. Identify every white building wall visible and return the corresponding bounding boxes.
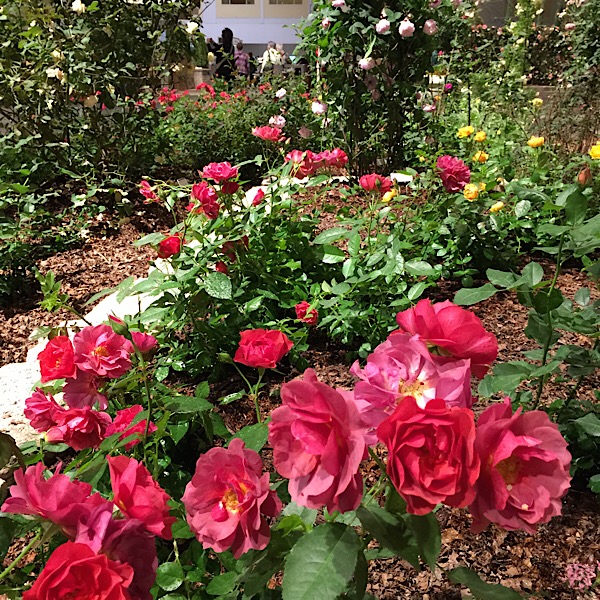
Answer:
[198,0,312,52]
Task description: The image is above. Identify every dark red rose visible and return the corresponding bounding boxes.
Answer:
[233,329,294,369]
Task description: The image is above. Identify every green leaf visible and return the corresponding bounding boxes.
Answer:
[282,523,361,600]
[156,562,184,592]
[219,390,245,405]
[454,284,497,306]
[230,422,269,452]
[356,505,419,568]
[407,282,428,301]
[204,271,232,300]
[448,567,524,599]
[486,269,517,289]
[514,199,531,218]
[165,396,214,414]
[574,287,590,307]
[517,262,544,288]
[533,289,564,314]
[405,260,436,277]
[589,474,600,493]
[347,233,361,256]
[171,519,195,540]
[409,513,441,571]
[321,245,346,264]
[573,413,600,437]
[206,572,237,596]
[565,190,588,225]
[0,517,17,557]
[313,227,350,245]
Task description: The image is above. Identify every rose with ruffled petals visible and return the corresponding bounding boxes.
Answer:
[395,299,498,377]
[63,371,107,410]
[190,182,221,219]
[202,161,238,182]
[436,155,471,192]
[73,324,133,379]
[351,332,472,429]
[469,398,571,534]
[106,405,157,450]
[234,329,293,369]
[252,126,284,142]
[38,336,77,383]
[46,407,112,451]
[377,396,480,515]
[2,463,109,538]
[284,149,318,178]
[269,369,368,513]
[108,456,175,539]
[22,542,134,600]
[24,389,63,431]
[182,438,282,558]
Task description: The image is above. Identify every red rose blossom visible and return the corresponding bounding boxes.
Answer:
[202,161,239,182]
[295,301,318,325]
[38,336,77,383]
[233,329,294,369]
[252,188,265,206]
[221,181,240,195]
[469,398,571,534]
[24,389,62,431]
[108,456,175,539]
[182,438,282,558]
[377,396,480,515]
[436,155,471,192]
[157,235,183,259]
[63,370,107,409]
[105,405,157,450]
[252,126,284,142]
[395,299,498,378]
[359,173,394,195]
[46,406,112,451]
[191,182,221,219]
[22,542,135,600]
[284,149,318,178]
[139,180,159,203]
[73,324,133,379]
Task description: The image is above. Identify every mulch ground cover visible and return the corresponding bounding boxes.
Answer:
[0,191,598,599]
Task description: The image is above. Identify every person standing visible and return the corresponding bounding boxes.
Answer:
[215,28,235,82]
[234,42,249,79]
[260,41,282,75]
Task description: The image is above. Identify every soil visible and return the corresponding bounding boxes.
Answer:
[0,193,598,599]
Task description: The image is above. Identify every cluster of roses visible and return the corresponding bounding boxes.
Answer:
[180,300,571,560]
[283,148,348,178]
[2,455,174,599]
[24,323,157,452]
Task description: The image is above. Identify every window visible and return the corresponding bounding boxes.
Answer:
[221,0,254,4]
[268,0,302,4]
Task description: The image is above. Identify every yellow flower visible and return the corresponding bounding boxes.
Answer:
[434,95,441,102]
[472,151,489,163]
[531,98,543,108]
[382,190,397,203]
[418,155,426,163]
[474,131,487,142]
[463,184,479,201]
[490,201,505,213]
[527,136,544,148]
[457,125,475,138]
[479,182,486,191]
[589,144,600,160]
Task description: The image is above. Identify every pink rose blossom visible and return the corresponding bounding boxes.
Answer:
[351,333,472,429]
[311,100,327,115]
[46,406,112,451]
[564,22,576,31]
[202,161,238,182]
[252,188,265,206]
[139,180,159,203]
[24,389,62,431]
[423,19,439,35]
[269,114,286,128]
[399,19,415,37]
[108,456,176,539]
[284,149,318,178]
[182,438,282,558]
[275,88,287,99]
[131,331,158,354]
[191,181,221,219]
[395,299,498,377]
[63,371,107,410]
[469,398,571,534]
[295,300,318,325]
[2,463,109,538]
[332,0,348,10]
[423,104,437,112]
[376,19,390,34]
[359,57,376,70]
[269,369,368,513]
[322,17,332,28]
[436,154,472,192]
[73,324,133,379]
[429,0,442,7]
[298,126,313,139]
[252,125,285,142]
[105,404,157,450]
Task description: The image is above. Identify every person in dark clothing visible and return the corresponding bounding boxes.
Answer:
[215,27,235,82]
[248,52,258,82]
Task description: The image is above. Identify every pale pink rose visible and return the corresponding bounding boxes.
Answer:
[268,114,286,128]
[423,104,437,112]
[321,17,332,29]
[332,0,348,10]
[564,22,576,31]
[351,333,472,429]
[269,369,368,513]
[73,324,133,379]
[63,371,107,410]
[376,19,390,34]
[423,19,438,35]
[182,438,282,558]
[311,100,327,115]
[359,57,376,70]
[399,19,415,37]
[275,88,287,99]
[469,398,571,534]
[429,0,442,7]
